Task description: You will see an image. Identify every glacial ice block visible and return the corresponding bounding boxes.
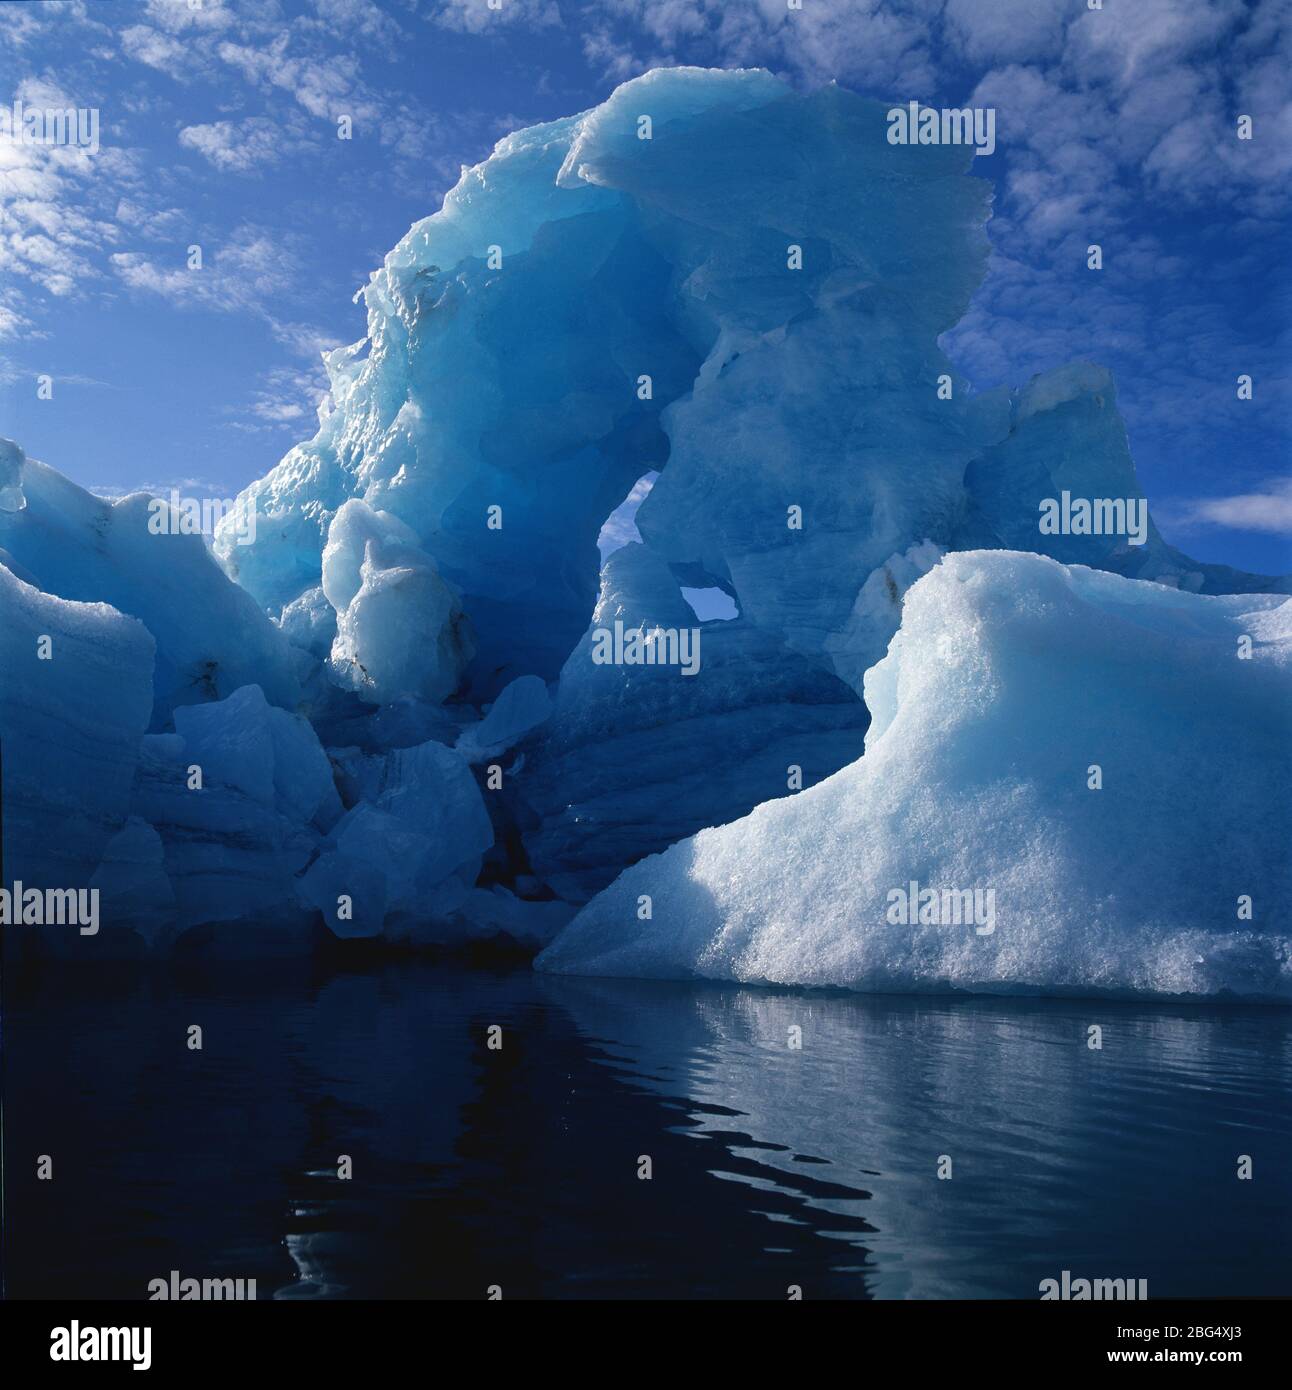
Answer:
[517,543,869,900]
[455,673,552,763]
[213,69,1005,700]
[130,734,320,932]
[90,818,177,949]
[307,739,494,932]
[126,685,343,934]
[322,499,472,705]
[0,562,155,890]
[537,551,1292,999]
[960,365,1292,596]
[213,65,1281,737]
[173,683,342,829]
[0,452,300,725]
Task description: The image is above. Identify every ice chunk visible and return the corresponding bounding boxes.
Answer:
[455,674,552,763]
[309,739,494,930]
[130,733,320,932]
[279,584,337,660]
[0,436,26,512]
[323,499,472,705]
[331,805,430,907]
[518,544,869,900]
[299,851,386,938]
[0,562,154,891]
[118,688,342,935]
[89,818,176,949]
[0,452,300,725]
[349,739,491,856]
[173,684,341,829]
[538,551,1292,1000]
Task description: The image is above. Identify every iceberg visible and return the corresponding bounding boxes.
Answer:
[0,561,154,892]
[2,69,1286,966]
[213,69,1008,704]
[207,68,1281,905]
[537,552,1292,1000]
[0,446,300,726]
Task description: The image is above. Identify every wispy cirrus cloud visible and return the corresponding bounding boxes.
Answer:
[1157,479,1292,536]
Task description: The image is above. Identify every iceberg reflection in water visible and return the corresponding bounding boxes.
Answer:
[5,961,1289,1299]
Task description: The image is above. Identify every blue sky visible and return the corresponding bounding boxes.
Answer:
[1,0,1289,575]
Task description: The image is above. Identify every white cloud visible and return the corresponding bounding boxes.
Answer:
[179,117,293,172]
[429,0,562,38]
[1159,479,1292,535]
[217,35,378,124]
[91,474,230,501]
[0,78,131,298]
[111,223,302,311]
[219,363,335,436]
[142,0,235,34]
[119,24,192,79]
[114,197,186,238]
[306,0,403,48]
[943,0,1067,66]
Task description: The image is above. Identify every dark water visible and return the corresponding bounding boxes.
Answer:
[4,960,1290,1300]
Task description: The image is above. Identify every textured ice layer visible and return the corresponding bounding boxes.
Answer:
[519,543,869,900]
[0,452,300,725]
[322,499,472,705]
[132,684,341,934]
[307,739,494,936]
[0,562,154,891]
[538,552,1292,999]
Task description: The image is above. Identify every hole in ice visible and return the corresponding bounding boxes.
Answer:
[597,470,659,561]
[681,586,739,622]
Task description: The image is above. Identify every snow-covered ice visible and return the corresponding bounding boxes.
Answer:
[538,552,1292,1000]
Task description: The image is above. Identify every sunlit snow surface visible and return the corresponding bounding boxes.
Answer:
[538,552,1292,1000]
